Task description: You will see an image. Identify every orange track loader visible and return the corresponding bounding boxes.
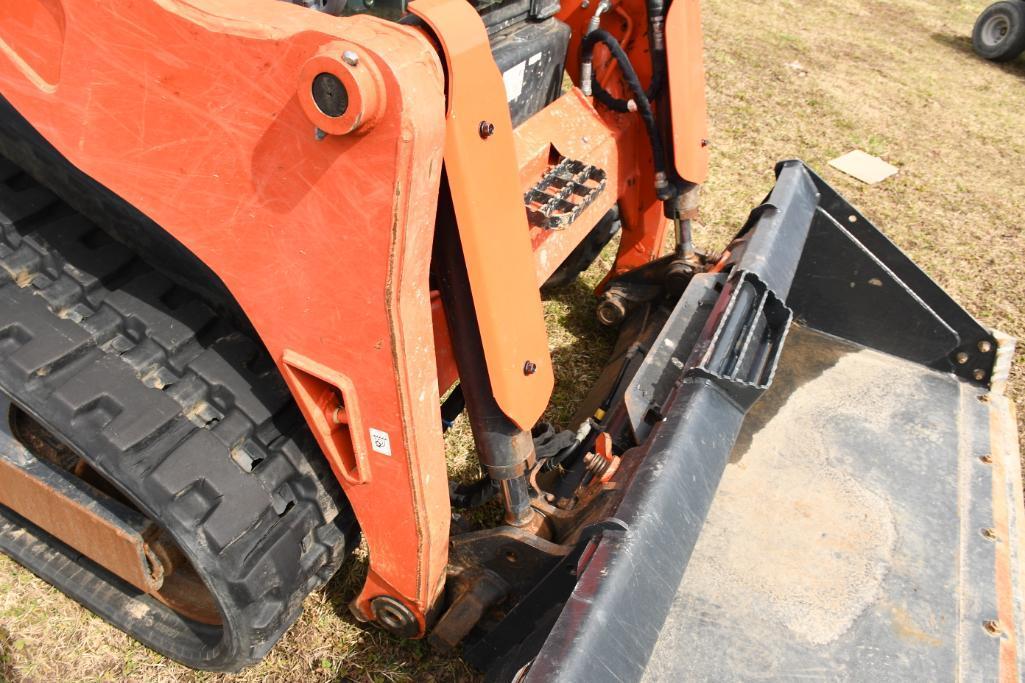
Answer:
[0,0,1022,679]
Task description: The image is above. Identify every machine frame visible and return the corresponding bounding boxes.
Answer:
[0,0,707,633]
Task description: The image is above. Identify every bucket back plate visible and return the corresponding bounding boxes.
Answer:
[644,326,1025,681]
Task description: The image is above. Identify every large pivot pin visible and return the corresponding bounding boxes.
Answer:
[298,43,385,136]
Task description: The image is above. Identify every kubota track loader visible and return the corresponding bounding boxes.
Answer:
[0,0,1021,680]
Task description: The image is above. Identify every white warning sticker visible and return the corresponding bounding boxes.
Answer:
[503,60,526,103]
[369,428,392,456]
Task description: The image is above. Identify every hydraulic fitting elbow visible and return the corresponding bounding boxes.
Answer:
[585,0,612,35]
[580,0,612,96]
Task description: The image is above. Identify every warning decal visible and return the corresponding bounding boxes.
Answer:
[369,428,392,456]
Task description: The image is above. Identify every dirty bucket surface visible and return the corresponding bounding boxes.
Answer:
[644,326,1025,681]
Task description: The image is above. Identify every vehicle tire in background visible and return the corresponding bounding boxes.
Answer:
[973,0,1025,61]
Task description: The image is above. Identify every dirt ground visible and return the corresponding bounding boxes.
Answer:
[0,0,1023,680]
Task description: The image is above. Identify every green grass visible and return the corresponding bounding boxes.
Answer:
[0,0,1023,679]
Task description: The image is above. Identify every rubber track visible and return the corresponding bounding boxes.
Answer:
[0,156,354,671]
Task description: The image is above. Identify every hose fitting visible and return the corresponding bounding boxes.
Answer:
[580,0,612,97]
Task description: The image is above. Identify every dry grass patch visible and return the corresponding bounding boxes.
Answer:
[698,0,1025,445]
[0,0,1022,680]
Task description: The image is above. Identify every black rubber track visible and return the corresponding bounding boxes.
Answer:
[0,155,355,671]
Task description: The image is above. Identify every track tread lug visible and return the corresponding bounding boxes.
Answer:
[150,429,273,551]
[0,153,353,671]
[0,185,57,224]
[0,288,94,380]
[51,354,182,452]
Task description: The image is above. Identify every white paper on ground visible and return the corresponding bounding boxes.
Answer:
[828,150,899,184]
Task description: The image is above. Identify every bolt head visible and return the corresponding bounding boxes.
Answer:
[955,351,969,365]
[973,368,986,381]
[523,360,537,375]
[983,620,1003,637]
[341,50,359,67]
[978,340,993,353]
[479,121,495,139]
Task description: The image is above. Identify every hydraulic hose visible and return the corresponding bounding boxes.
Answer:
[581,29,670,198]
[588,43,663,112]
[449,477,500,509]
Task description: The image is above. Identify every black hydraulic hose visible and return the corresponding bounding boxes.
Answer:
[552,428,601,501]
[581,30,670,199]
[440,384,465,432]
[581,29,650,115]
[645,0,667,102]
[590,50,663,113]
[449,476,501,509]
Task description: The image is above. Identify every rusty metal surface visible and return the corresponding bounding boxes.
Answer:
[428,568,509,652]
[643,326,1025,681]
[1,403,225,625]
[987,346,1025,680]
[450,526,570,598]
[0,408,164,595]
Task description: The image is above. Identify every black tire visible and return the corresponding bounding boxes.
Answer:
[0,157,355,671]
[972,1,1025,61]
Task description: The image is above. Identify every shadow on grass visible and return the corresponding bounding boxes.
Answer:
[541,278,617,428]
[0,627,18,683]
[930,31,1025,80]
[543,277,607,340]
